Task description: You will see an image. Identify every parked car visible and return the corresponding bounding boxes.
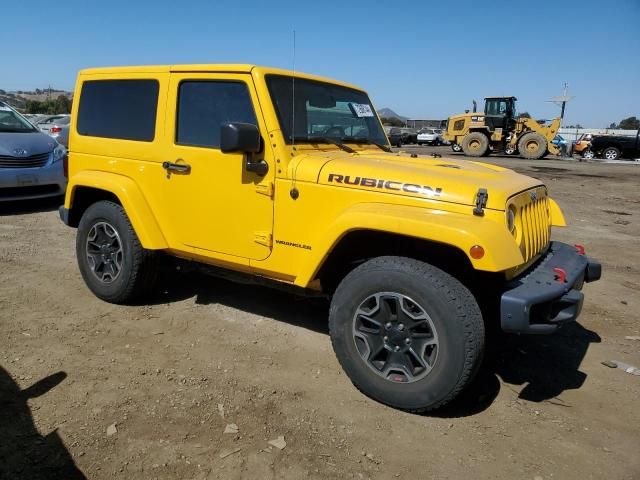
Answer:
[51,123,70,148]
[573,133,594,157]
[588,130,640,160]
[0,101,67,201]
[384,126,403,147]
[551,135,567,147]
[417,128,440,145]
[36,115,70,134]
[433,128,449,145]
[23,113,48,125]
[400,128,417,144]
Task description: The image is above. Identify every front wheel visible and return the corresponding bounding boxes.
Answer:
[582,149,595,160]
[462,132,489,157]
[451,143,463,153]
[76,201,159,304]
[329,257,485,412]
[517,132,547,159]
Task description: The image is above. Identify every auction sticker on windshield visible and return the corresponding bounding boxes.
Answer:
[349,103,374,117]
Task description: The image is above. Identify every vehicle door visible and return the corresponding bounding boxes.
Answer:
[159,73,275,261]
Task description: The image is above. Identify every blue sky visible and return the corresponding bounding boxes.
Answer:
[2,0,638,127]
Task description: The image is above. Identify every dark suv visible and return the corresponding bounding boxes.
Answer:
[589,130,640,160]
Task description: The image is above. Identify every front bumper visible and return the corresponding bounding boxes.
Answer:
[0,158,67,201]
[501,241,601,334]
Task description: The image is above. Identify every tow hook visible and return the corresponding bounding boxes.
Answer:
[473,188,488,216]
[553,267,567,283]
[574,244,585,255]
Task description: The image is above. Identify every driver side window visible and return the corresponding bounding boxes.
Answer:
[176,81,257,149]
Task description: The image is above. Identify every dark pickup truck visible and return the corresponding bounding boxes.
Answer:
[590,129,640,160]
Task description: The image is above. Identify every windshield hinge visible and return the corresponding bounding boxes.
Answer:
[473,188,489,216]
[255,182,274,198]
[254,231,272,247]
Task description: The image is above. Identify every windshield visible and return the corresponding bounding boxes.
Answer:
[0,103,37,133]
[266,75,388,146]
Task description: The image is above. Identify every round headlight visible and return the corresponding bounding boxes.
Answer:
[506,206,516,234]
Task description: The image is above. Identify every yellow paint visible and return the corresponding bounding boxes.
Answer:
[64,65,565,289]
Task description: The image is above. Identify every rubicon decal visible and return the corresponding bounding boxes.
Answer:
[328,174,442,197]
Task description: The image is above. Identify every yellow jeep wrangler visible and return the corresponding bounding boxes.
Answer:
[60,65,601,412]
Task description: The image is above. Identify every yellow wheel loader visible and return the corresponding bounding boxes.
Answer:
[443,97,560,160]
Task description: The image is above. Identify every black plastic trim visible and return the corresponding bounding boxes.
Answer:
[59,206,70,226]
[501,241,601,334]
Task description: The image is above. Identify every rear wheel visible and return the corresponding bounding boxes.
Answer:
[76,201,159,303]
[517,132,547,159]
[602,147,621,160]
[462,132,489,157]
[329,256,485,412]
[451,143,463,153]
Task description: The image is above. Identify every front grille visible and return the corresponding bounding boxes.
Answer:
[0,152,50,169]
[511,188,551,262]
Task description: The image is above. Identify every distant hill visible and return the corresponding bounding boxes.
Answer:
[377,108,408,121]
[0,88,73,112]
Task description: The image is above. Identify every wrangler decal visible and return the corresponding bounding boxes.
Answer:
[327,173,442,197]
[275,239,312,250]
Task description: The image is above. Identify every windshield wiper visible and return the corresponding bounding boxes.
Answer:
[298,135,356,153]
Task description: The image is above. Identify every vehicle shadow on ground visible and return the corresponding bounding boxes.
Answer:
[153,271,601,416]
[431,323,601,418]
[0,196,63,217]
[0,367,86,479]
[153,270,330,334]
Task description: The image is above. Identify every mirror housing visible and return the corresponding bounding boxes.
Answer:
[220,123,262,153]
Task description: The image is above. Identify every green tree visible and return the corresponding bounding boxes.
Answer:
[54,95,72,114]
[26,100,46,114]
[618,116,640,130]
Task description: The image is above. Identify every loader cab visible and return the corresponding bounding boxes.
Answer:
[484,96,517,132]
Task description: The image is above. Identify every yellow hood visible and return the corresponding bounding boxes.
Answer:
[292,150,542,210]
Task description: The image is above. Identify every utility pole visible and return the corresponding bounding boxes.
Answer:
[547,83,575,157]
[547,82,574,127]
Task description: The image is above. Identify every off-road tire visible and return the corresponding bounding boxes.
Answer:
[76,200,159,304]
[329,256,485,412]
[462,132,489,157]
[518,132,547,159]
[602,147,621,160]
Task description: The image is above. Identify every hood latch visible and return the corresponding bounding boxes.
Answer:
[473,188,488,216]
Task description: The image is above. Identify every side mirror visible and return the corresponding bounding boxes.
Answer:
[220,122,262,153]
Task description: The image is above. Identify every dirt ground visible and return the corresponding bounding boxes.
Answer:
[1,151,639,480]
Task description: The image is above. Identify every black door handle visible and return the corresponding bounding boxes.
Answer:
[162,161,191,174]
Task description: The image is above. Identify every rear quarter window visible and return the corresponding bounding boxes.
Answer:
[77,79,159,141]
